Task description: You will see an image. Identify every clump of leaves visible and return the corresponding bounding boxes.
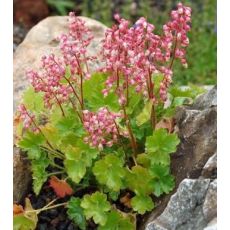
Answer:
[14,6,205,230]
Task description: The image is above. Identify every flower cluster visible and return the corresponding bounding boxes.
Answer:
[58,12,94,79]
[101,3,191,103]
[83,107,128,150]
[17,104,38,132]
[159,3,192,100]
[162,2,191,66]
[27,54,72,108]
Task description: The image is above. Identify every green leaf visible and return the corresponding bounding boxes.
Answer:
[67,197,86,230]
[149,164,175,197]
[98,210,134,230]
[136,101,153,126]
[108,190,120,201]
[83,72,119,111]
[153,74,164,95]
[93,154,125,191]
[126,87,142,115]
[147,151,171,166]
[146,129,180,155]
[81,192,111,225]
[14,198,38,230]
[130,119,146,141]
[131,195,154,214]
[136,153,151,168]
[31,152,50,195]
[17,131,45,152]
[125,165,153,196]
[55,111,85,138]
[40,124,61,149]
[169,85,206,100]
[22,87,44,113]
[13,215,36,230]
[64,143,99,183]
[172,97,193,107]
[64,160,87,184]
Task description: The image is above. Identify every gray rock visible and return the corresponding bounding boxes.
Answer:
[13,16,107,202]
[146,179,210,230]
[201,153,217,179]
[13,147,31,202]
[171,86,217,185]
[192,86,217,110]
[144,87,217,230]
[203,180,217,223]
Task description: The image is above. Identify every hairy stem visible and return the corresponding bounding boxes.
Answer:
[169,33,178,69]
[24,110,54,149]
[63,76,83,110]
[25,202,68,215]
[47,171,65,176]
[122,106,137,156]
[150,103,156,130]
[40,146,65,160]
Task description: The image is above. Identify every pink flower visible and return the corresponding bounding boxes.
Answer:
[17,104,39,132]
[82,107,127,149]
[100,3,191,103]
[58,12,94,78]
[27,54,72,108]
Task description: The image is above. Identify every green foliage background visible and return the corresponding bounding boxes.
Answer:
[47,0,216,85]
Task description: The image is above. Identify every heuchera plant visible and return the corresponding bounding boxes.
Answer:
[13,3,200,229]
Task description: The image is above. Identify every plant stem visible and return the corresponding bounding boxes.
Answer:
[26,202,68,215]
[63,76,83,110]
[24,109,54,149]
[169,34,178,69]
[75,58,84,109]
[40,146,65,160]
[122,106,137,156]
[47,171,65,176]
[69,98,83,123]
[53,94,66,117]
[38,75,65,117]
[150,103,156,130]
[42,198,58,209]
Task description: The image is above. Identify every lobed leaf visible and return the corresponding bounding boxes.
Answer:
[131,195,154,214]
[49,176,73,198]
[81,191,111,226]
[13,198,38,230]
[17,131,45,153]
[149,164,175,197]
[125,165,153,196]
[83,72,119,111]
[98,210,134,230]
[93,154,125,191]
[145,129,180,156]
[67,197,86,230]
[136,100,153,126]
[22,87,44,114]
[64,142,99,183]
[31,152,50,195]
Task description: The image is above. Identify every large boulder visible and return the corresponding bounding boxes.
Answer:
[13,16,107,202]
[143,86,217,230]
[146,179,216,230]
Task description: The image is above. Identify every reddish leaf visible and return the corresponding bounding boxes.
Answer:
[13,204,24,216]
[155,118,175,133]
[120,193,132,208]
[49,176,73,198]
